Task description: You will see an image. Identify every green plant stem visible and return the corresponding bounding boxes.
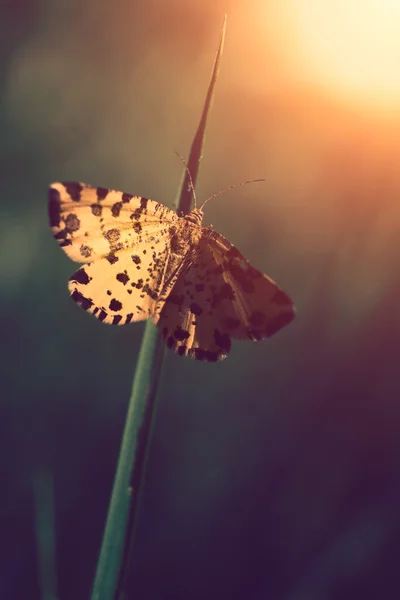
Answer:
[90,14,227,600]
[91,322,164,600]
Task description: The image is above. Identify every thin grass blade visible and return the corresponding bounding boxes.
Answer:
[91,14,227,600]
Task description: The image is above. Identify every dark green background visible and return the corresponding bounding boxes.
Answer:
[2,1,400,598]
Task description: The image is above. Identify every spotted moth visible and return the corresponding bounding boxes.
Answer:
[48,182,295,361]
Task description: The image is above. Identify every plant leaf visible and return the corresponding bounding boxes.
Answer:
[91,14,227,600]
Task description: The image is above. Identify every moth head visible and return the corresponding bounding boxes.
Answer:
[185,207,204,225]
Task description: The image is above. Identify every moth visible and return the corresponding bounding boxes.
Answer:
[48,181,295,361]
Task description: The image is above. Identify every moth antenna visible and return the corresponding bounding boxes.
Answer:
[174,151,198,209]
[199,179,266,211]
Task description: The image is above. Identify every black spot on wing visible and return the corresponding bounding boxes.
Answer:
[64,213,80,233]
[111,201,123,217]
[109,298,122,311]
[166,293,184,306]
[125,313,133,324]
[105,252,118,265]
[71,289,93,311]
[54,230,67,241]
[98,309,107,322]
[80,244,92,258]
[131,255,141,264]
[70,268,91,285]
[104,228,120,243]
[112,315,123,325]
[133,222,142,234]
[63,182,83,202]
[48,187,61,227]
[174,327,190,341]
[91,203,102,217]
[122,192,133,203]
[116,272,129,285]
[188,348,220,362]
[214,329,231,353]
[190,302,203,316]
[96,187,108,200]
[59,238,72,247]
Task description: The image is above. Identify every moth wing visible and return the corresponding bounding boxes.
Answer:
[67,231,175,325]
[155,230,295,361]
[48,182,177,263]
[154,245,231,361]
[49,182,181,324]
[204,229,295,340]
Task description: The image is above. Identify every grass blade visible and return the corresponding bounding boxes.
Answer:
[91,14,227,600]
[177,13,227,215]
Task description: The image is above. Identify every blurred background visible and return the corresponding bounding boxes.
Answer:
[2,0,400,598]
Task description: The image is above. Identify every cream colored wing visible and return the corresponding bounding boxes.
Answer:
[48,182,177,263]
[49,182,180,324]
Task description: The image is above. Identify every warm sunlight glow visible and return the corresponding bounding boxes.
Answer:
[284,0,400,112]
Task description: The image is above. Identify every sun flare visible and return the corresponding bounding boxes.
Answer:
[280,0,400,112]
